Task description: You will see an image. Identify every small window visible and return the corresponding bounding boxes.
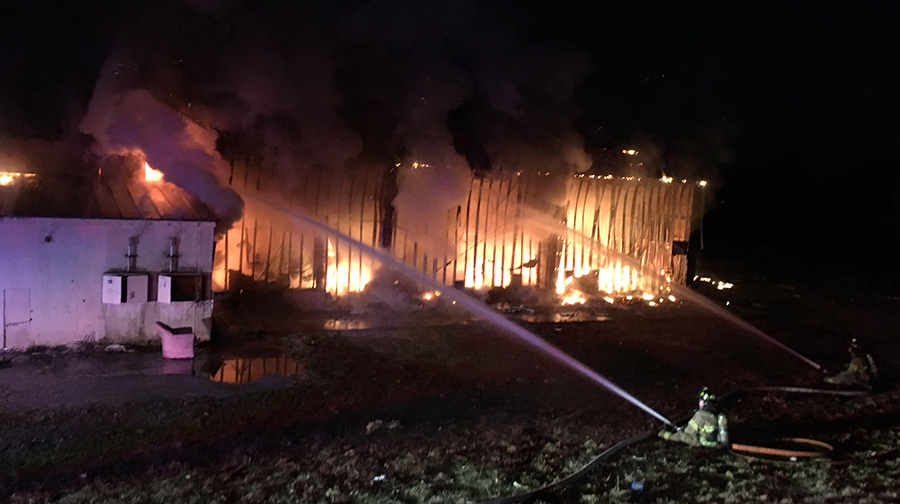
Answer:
[158,274,211,303]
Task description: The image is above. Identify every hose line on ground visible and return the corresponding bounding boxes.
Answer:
[476,430,656,504]
[730,438,834,459]
[476,386,870,504]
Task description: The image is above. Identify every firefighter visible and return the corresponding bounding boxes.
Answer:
[658,387,727,448]
[824,338,877,389]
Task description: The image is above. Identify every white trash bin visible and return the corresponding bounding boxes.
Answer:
[157,322,195,359]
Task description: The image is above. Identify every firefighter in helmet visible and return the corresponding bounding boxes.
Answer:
[658,387,727,448]
[824,338,877,389]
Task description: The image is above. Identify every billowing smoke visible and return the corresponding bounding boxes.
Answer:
[208,26,363,192]
[79,51,243,234]
[331,0,593,220]
[6,0,597,241]
[389,60,473,255]
[0,136,95,176]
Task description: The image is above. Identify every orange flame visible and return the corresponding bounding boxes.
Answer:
[144,162,164,182]
[0,172,36,186]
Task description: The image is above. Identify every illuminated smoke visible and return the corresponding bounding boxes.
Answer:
[210,29,363,192]
[79,54,242,233]
[391,60,474,257]
[48,0,595,243]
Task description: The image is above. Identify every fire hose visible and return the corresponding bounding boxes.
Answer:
[476,386,870,504]
[730,437,834,460]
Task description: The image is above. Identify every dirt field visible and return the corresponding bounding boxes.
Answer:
[1,278,899,503]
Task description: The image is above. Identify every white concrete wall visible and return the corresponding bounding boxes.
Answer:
[0,217,215,349]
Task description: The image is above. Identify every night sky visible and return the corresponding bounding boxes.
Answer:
[1,0,898,285]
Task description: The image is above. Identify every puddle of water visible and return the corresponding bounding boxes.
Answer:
[320,318,373,330]
[208,353,305,384]
[517,310,612,323]
[316,308,610,331]
[317,311,474,331]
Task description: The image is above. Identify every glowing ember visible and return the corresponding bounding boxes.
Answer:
[668,295,677,302]
[603,296,615,304]
[648,301,657,306]
[694,276,734,290]
[641,292,654,300]
[144,162,164,182]
[562,293,586,305]
[0,171,36,186]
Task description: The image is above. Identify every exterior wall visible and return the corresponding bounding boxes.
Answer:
[213,165,696,297]
[213,162,385,294]
[0,217,215,349]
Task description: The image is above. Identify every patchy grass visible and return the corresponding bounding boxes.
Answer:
[579,422,900,504]
[9,411,900,504]
[3,305,900,503]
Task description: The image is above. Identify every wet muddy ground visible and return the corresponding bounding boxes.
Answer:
[1,278,899,502]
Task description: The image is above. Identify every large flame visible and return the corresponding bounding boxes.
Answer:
[326,238,371,293]
[0,172,36,186]
[212,171,693,299]
[144,162,164,182]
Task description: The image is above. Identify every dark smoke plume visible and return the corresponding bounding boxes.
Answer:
[79,50,243,233]
[12,0,598,232]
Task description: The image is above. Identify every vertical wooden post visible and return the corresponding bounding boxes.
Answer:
[560,200,568,278]
[287,230,293,287]
[580,178,591,276]
[298,233,305,288]
[251,218,259,281]
[510,179,520,288]
[520,173,532,285]
[359,170,368,291]
[572,177,583,276]
[278,229,287,283]
[501,177,514,287]
[463,180,473,286]
[472,177,484,286]
[223,225,230,291]
[347,171,356,293]
[453,204,460,284]
[606,183,617,291]
[238,216,245,277]
[489,179,500,287]
[480,178,491,285]
[263,221,274,283]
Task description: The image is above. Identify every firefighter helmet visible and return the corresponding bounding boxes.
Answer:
[698,387,716,403]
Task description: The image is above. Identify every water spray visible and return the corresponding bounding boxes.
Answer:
[248,195,674,427]
[521,205,822,371]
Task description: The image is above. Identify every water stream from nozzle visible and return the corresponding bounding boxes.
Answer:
[249,196,674,426]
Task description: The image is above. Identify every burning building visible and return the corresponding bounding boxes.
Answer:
[213,159,696,302]
[0,163,216,349]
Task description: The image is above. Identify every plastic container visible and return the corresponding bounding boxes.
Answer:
[156,322,195,359]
